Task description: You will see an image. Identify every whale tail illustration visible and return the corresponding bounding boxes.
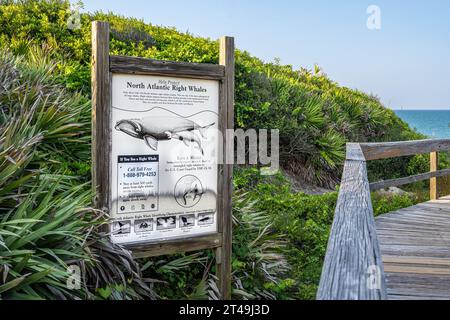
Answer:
[198,122,215,139]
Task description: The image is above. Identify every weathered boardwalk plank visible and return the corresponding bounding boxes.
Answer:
[376,196,450,300]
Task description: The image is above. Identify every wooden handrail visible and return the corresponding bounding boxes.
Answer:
[317,144,387,300]
[318,139,450,300]
[360,139,450,161]
[363,139,450,197]
[370,169,450,191]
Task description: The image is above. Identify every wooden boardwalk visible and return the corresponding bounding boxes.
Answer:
[318,140,450,300]
[376,196,450,300]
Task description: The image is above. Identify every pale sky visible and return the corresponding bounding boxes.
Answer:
[75,0,450,109]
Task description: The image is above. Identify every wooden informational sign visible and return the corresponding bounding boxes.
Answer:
[91,21,234,299]
[110,74,219,243]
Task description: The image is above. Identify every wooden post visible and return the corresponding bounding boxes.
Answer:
[216,36,234,300]
[91,21,111,212]
[430,151,438,200]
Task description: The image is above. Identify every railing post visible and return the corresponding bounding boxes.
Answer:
[430,152,438,200]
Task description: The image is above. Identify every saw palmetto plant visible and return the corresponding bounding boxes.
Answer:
[0,47,156,300]
[230,190,292,300]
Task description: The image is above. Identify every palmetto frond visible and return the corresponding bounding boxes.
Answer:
[0,46,154,300]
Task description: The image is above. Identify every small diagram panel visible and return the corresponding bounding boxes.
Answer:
[198,212,214,226]
[180,214,195,228]
[134,218,153,233]
[112,220,131,235]
[117,155,159,214]
[157,216,176,231]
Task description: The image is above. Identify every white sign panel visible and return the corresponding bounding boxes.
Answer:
[110,74,219,244]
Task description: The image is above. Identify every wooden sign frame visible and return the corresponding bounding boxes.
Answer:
[91,21,234,299]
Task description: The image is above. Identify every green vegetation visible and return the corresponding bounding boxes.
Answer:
[0,45,292,300]
[0,0,426,187]
[233,167,421,299]
[0,47,154,299]
[0,0,434,300]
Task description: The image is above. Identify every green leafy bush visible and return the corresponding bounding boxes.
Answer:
[0,0,425,187]
[372,192,418,217]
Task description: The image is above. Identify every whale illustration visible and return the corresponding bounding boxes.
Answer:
[182,181,204,205]
[115,116,214,155]
[157,217,176,229]
[113,221,131,234]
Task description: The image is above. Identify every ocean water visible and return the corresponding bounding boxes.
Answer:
[394,110,450,139]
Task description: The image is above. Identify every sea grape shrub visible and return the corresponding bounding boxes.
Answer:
[372,193,418,217]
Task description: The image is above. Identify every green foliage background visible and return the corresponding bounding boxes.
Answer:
[0,0,433,300]
[0,0,426,186]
